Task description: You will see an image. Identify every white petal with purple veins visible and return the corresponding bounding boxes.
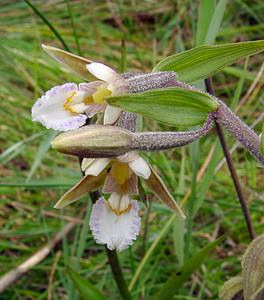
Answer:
[32,83,88,131]
[34,110,87,131]
[102,173,119,193]
[85,104,107,118]
[129,157,151,179]
[79,81,102,93]
[103,105,122,125]
[32,83,78,115]
[89,198,141,251]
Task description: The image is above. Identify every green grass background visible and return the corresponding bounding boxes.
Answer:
[0,0,263,299]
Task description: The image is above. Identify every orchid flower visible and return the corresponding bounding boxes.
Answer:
[83,153,150,251]
[56,152,150,251]
[54,149,184,251]
[31,45,128,131]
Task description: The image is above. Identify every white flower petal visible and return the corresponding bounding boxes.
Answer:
[129,157,151,179]
[89,197,141,251]
[86,63,119,83]
[103,105,122,125]
[108,192,130,212]
[32,83,77,115]
[81,158,95,172]
[32,83,88,131]
[117,152,139,163]
[34,111,87,131]
[84,158,110,176]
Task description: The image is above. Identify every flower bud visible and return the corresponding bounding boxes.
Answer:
[242,234,264,300]
[219,276,243,300]
[51,125,133,158]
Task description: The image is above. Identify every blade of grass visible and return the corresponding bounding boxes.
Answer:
[129,213,176,291]
[24,0,70,51]
[196,0,216,45]
[26,131,57,182]
[152,236,225,300]
[205,0,228,44]
[0,132,45,164]
[66,0,82,56]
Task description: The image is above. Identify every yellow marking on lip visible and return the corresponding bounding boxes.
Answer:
[92,86,111,104]
[63,91,79,114]
[108,202,132,215]
[111,162,132,185]
[84,95,94,104]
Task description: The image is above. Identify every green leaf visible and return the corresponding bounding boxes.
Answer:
[152,236,225,300]
[129,214,177,291]
[153,40,264,83]
[107,87,219,126]
[67,267,106,300]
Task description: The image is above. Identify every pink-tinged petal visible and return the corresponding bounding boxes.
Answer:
[89,198,141,251]
[85,104,107,118]
[146,166,185,218]
[103,173,138,195]
[127,174,139,194]
[86,62,119,83]
[83,158,110,176]
[31,83,86,131]
[103,105,122,125]
[129,157,151,179]
[79,81,102,93]
[102,173,119,193]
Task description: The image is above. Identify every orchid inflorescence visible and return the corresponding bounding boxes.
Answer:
[31,45,264,252]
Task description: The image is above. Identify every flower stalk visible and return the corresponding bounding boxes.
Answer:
[205,78,256,240]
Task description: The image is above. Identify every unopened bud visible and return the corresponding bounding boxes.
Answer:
[51,125,133,158]
[242,234,264,300]
[219,276,243,300]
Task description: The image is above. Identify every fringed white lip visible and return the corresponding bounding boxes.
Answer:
[31,82,105,131]
[89,197,141,251]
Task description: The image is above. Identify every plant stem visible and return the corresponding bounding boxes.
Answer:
[205,78,255,240]
[105,248,132,300]
[78,158,131,300]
